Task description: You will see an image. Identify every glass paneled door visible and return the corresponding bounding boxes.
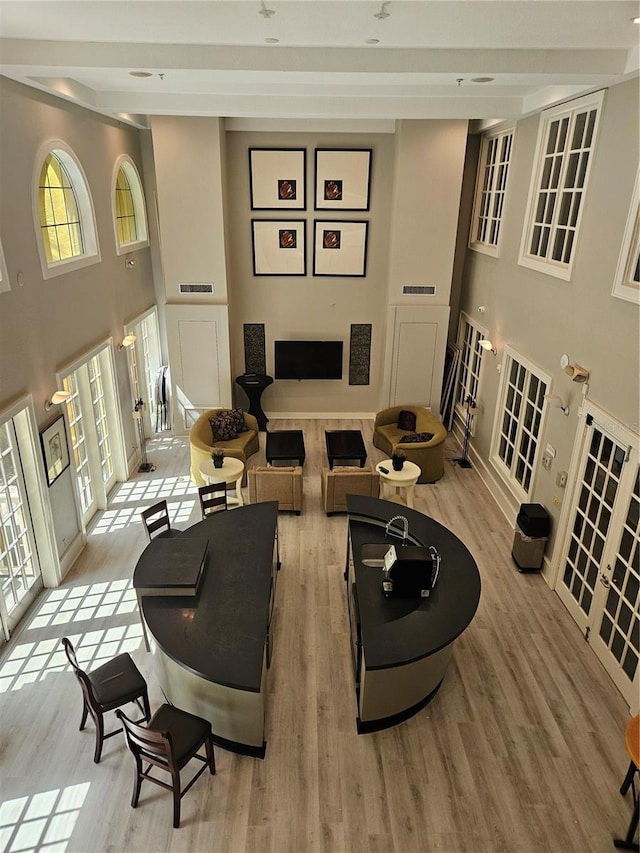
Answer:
[0,419,42,638]
[556,408,639,707]
[126,308,162,437]
[61,345,121,526]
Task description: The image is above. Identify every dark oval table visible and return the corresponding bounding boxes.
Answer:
[345,495,481,732]
[135,502,279,758]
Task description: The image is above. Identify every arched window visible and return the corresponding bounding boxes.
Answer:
[33,142,99,279]
[112,156,148,253]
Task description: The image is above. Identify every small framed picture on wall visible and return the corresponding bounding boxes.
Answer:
[313,220,369,277]
[314,149,372,211]
[249,148,306,210]
[40,414,70,486]
[251,219,307,275]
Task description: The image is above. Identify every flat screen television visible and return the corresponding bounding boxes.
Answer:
[274,340,343,380]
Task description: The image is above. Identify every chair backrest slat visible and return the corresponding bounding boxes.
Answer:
[141,500,172,540]
[198,482,228,518]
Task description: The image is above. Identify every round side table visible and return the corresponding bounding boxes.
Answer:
[375,459,421,508]
[199,456,245,506]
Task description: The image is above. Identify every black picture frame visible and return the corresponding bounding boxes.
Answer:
[314,148,372,211]
[40,414,70,486]
[313,220,368,277]
[251,219,307,276]
[249,148,307,210]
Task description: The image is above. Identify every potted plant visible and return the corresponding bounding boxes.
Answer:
[391,449,406,471]
[211,449,225,469]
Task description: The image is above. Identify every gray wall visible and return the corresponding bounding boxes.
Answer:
[0,78,156,432]
[458,78,640,541]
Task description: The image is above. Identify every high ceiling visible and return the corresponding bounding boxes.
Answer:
[1,1,638,129]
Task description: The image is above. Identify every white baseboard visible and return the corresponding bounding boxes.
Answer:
[59,532,86,581]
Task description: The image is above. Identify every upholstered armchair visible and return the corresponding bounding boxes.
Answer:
[248,466,303,514]
[321,466,379,514]
[373,405,447,483]
[189,408,259,486]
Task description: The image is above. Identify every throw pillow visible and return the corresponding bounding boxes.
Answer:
[209,412,238,442]
[397,409,417,431]
[398,432,434,444]
[229,407,248,433]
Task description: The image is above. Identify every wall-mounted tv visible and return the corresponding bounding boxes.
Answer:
[274,340,343,380]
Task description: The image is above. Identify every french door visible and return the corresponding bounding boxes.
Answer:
[126,308,162,436]
[61,345,120,526]
[0,418,42,639]
[556,405,639,707]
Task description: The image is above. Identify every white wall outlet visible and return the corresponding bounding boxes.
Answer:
[556,470,568,488]
[542,452,553,470]
[545,443,556,458]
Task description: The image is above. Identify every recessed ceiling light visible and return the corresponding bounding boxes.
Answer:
[471,77,494,84]
[366,38,380,44]
[129,71,153,78]
[265,37,279,44]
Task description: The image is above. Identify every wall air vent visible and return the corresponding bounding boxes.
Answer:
[179,282,214,294]
[402,285,436,296]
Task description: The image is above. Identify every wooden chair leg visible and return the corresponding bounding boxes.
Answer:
[205,736,216,775]
[79,699,89,731]
[131,757,144,808]
[93,713,105,764]
[171,768,181,828]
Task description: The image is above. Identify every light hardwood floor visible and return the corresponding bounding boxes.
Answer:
[0,418,634,853]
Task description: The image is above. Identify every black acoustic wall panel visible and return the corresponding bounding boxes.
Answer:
[243,323,266,375]
[349,323,372,385]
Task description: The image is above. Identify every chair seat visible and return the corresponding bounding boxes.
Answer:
[155,528,183,539]
[148,704,212,768]
[89,653,148,709]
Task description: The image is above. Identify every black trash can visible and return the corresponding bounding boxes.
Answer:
[512,503,550,572]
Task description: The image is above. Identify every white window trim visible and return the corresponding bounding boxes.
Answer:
[32,139,101,280]
[468,125,515,258]
[0,239,10,293]
[112,155,149,255]
[489,346,552,504]
[612,166,640,305]
[518,90,605,282]
[454,312,488,420]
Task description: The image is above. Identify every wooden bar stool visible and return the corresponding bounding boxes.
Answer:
[614,714,640,850]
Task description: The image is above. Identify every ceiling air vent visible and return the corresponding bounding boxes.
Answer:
[179,282,214,294]
[402,285,436,296]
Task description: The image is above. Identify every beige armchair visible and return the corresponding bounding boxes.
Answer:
[373,405,447,484]
[189,408,259,486]
[321,466,379,515]
[248,466,303,514]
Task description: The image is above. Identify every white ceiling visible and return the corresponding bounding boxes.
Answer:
[1,1,638,129]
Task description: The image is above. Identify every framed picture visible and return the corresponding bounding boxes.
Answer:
[40,415,70,486]
[314,149,372,211]
[313,220,369,277]
[249,148,306,210]
[251,219,306,276]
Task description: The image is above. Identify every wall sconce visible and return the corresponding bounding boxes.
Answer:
[119,334,137,351]
[545,394,570,416]
[560,353,590,383]
[125,256,136,269]
[479,339,497,355]
[44,390,71,412]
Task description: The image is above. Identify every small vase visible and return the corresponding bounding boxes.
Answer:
[392,456,404,471]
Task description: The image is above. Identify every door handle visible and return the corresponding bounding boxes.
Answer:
[599,572,610,588]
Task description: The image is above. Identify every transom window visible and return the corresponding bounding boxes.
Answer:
[612,167,640,305]
[469,127,514,256]
[113,157,148,253]
[491,349,550,500]
[39,153,83,263]
[33,142,100,279]
[0,240,9,294]
[519,91,604,280]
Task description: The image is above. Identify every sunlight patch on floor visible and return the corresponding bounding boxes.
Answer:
[0,783,90,853]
